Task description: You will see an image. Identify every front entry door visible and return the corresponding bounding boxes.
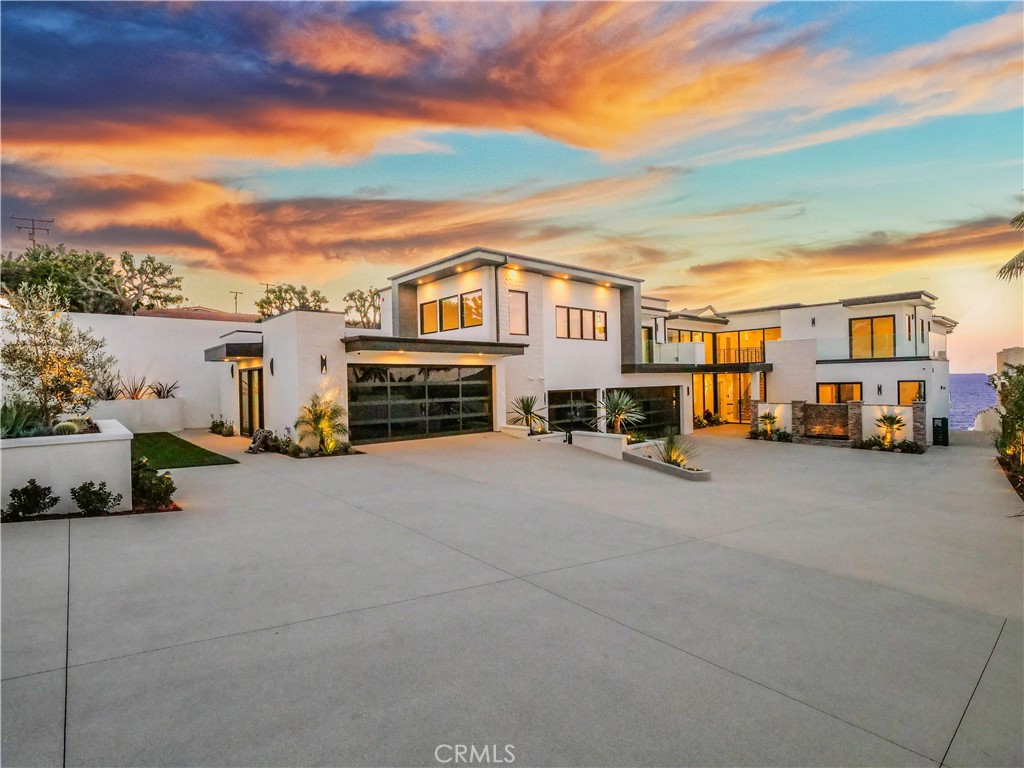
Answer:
[238,368,264,436]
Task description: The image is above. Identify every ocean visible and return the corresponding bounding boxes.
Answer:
[950,373,997,430]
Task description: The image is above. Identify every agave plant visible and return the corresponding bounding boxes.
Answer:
[654,433,698,468]
[758,411,777,437]
[875,412,906,449]
[148,380,180,399]
[1,399,45,439]
[295,393,349,455]
[92,373,121,401]
[594,389,645,434]
[508,395,547,434]
[118,374,149,400]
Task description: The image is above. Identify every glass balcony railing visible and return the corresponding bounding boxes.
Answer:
[653,342,705,364]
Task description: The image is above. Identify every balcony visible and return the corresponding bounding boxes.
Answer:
[652,341,705,364]
[714,346,765,364]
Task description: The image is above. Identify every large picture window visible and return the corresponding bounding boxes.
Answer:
[440,295,460,331]
[817,382,863,404]
[509,291,528,335]
[898,380,925,405]
[460,290,483,328]
[420,300,439,334]
[555,305,607,341]
[850,315,895,359]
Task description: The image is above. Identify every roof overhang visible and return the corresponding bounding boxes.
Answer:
[343,335,527,357]
[204,341,263,362]
[662,311,730,326]
[622,362,773,375]
[389,246,642,289]
[840,291,937,309]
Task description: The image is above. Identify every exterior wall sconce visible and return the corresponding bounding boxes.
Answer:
[320,355,327,374]
[811,317,816,327]
[686,386,690,396]
[230,364,235,379]
[269,358,275,376]
[877,384,883,396]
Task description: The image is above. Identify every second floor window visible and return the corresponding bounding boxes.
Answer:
[461,290,483,328]
[850,315,895,359]
[420,289,484,334]
[509,291,528,335]
[556,305,607,340]
[817,383,862,403]
[898,380,925,405]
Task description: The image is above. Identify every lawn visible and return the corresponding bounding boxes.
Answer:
[132,432,239,469]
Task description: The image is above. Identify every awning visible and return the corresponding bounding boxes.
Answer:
[343,335,527,357]
[204,341,263,362]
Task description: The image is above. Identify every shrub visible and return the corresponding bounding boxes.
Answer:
[758,411,777,437]
[748,428,769,440]
[210,415,225,434]
[118,374,150,400]
[131,458,176,511]
[874,412,906,449]
[654,434,698,467]
[220,422,234,437]
[893,439,926,454]
[70,481,123,515]
[148,380,180,399]
[854,435,885,450]
[295,393,349,454]
[693,416,707,429]
[52,420,81,436]
[773,430,793,443]
[1,398,46,439]
[3,479,59,521]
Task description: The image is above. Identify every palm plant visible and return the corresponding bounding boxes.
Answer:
[594,389,645,434]
[295,393,349,455]
[508,395,547,434]
[875,412,905,449]
[758,411,777,437]
[997,212,1024,281]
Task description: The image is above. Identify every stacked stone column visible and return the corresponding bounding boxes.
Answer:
[750,401,760,433]
[912,400,927,446]
[847,401,863,443]
[791,400,805,439]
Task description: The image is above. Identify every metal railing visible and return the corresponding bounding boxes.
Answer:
[715,346,764,364]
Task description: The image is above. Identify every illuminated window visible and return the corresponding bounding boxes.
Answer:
[850,316,895,358]
[764,327,781,342]
[509,291,528,335]
[817,383,863,403]
[420,301,438,334]
[460,290,483,328]
[440,296,459,331]
[555,305,607,341]
[898,380,925,405]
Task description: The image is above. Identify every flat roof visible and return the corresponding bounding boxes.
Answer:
[343,335,527,357]
[204,341,263,362]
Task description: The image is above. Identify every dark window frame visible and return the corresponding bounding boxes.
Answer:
[555,305,608,341]
[420,300,439,335]
[459,290,483,329]
[509,290,529,335]
[898,380,926,405]
[849,314,896,359]
[439,294,460,332]
[816,382,863,404]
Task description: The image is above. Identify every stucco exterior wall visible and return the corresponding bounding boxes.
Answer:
[764,339,817,403]
[416,267,496,342]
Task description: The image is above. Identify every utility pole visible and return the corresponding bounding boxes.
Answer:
[10,215,54,246]
[260,282,274,294]
[229,290,243,313]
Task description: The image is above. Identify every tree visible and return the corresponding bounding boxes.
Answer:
[1,284,116,425]
[294,393,349,454]
[343,287,382,328]
[593,389,646,434]
[508,395,547,434]
[255,284,329,318]
[998,212,1024,281]
[989,362,1024,473]
[1,244,185,314]
[874,412,906,449]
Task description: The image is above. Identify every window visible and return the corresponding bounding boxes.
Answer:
[817,383,863,403]
[440,295,460,331]
[764,327,781,342]
[509,291,528,335]
[907,316,913,341]
[555,306,607,341]
[898,380,925,405]
[420,301,439,334]
[920,319,924,339]
[850,315,895,359]
[667,329,706,343]
[460,290,483,328]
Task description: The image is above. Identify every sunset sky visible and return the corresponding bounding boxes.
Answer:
[2,1,1021,372]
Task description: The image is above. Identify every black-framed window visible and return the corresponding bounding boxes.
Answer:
[898,380,925,405]
[509,290,528,335]
[420,300,439,334]
[817,382,863,404]
[907,316,913,341]
[460,290,483,328]
[667,329,706,343]
[440,295,460,331]
[555,305,607,340]
[850,315,895,359]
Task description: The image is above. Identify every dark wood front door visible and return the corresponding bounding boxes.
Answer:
[238,368,264,436]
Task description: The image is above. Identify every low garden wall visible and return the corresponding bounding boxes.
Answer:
[89,399,184,433]
[862,405,912,443]
[1,420,133,515]
[756,403,793,432]
[570,430,627,459]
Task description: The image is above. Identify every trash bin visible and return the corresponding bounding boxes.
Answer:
[932,417,949,446]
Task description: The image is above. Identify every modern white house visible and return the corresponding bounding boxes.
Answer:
[66,246,954,447]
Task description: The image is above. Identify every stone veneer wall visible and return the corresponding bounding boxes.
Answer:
[792,401,805,439]
[847,401,863,444]
[912,400,927,445]
[803,403,849,438]
[750,400,760,433]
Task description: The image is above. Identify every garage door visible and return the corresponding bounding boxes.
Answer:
[347,365,493,444]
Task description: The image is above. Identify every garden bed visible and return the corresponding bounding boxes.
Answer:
[997,456,1024,503]
[2,504,181,524]
[622,451,711,481]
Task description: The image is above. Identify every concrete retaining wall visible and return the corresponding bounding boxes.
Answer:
[570,430,627,459]
[1,420,133,515]
[89,399,184,434]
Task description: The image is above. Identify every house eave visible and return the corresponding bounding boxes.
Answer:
[343,335,527,357]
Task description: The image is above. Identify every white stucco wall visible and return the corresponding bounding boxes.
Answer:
[60,312,261,429]
[757,402,793,432]
[862,405,913,443]
[764,340,817,403]
[89,399,184,433]
[1,420,133,515]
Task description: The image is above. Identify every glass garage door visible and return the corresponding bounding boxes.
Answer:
[347,365,493,444]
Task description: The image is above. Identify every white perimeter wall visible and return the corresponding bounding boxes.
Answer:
[55,312,262,430]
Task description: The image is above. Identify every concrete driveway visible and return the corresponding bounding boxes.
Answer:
[2,428,1021,767]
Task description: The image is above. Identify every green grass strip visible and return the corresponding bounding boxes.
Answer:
[131,432,239,469]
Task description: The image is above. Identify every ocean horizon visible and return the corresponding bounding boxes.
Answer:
[950,373,997,430]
